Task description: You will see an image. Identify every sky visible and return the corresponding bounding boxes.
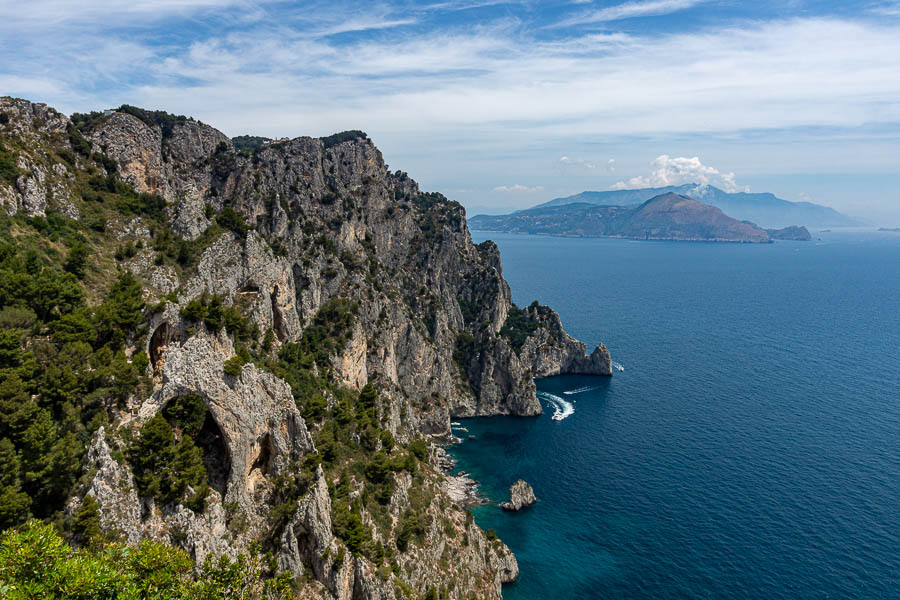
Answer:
[1,1,899,224]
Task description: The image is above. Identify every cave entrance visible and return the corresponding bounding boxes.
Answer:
[161,394,231,497]
[271,285,287,342]
[251,433,275,478]
[150,322,182,377]
[149,322,170,376]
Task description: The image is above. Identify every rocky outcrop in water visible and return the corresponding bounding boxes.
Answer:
[500,480,537,511]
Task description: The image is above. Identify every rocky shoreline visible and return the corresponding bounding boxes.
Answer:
[435,445,487,507]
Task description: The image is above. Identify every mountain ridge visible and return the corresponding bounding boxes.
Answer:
[535,184,863,229]
[470,192,811,243]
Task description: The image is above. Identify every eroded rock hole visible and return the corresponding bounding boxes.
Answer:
[197,412,230,496]
[238,281,260,294]
[252,433,274,477]
[161,394,231,497]
[271,285,287,342]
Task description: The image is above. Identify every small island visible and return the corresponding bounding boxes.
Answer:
[501,480,538,511]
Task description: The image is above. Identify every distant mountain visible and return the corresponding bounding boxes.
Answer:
[536,184,863,229]
[470,193,783,243]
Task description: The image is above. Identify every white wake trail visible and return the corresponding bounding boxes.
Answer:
[537,391,575,421]
[563,385,600,396]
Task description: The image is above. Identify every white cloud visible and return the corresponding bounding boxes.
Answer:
[559,156,595,169]
[493,184,545,192]
[556,0,708,26]
[869,1,900,16]
[612,155,748,192]
[3,13,900,144]
[1,6,899,221]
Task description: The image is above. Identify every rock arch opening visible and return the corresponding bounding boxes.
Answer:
[251,433,275,478]
[161,394,231,497]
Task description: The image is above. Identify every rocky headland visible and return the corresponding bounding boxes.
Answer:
[0,97,612,599]
[766,225,812,241]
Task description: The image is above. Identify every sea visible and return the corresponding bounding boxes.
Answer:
[451,230,900,599]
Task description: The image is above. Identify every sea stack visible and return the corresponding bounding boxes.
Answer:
[501,480,537,511]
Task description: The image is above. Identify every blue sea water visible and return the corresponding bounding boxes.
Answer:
[453,231,900,599]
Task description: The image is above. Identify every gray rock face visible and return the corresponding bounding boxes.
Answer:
[70,427,236,564]
[0,97,79,217]
[83,105,612,426]
[519,305,613,378]
[500,480,537,511]
[87,111,228,240]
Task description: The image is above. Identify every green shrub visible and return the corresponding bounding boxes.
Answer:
[396,508,426,552]
[217,207,250,237]
[500,303,539,352]
[64,241,90,279]
[232,135,272,153]
[0,520,293,598]
[453,331,475,368]
[320,130,368,149]
[407,439,428,461]
[162,395,207,437]
[115,105,190,138]
[0,139,19,186]
[302,394,327,421]
[66,125,93,157]
[223,356,245,376]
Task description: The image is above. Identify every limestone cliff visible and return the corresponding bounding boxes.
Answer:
[0,97,611,600]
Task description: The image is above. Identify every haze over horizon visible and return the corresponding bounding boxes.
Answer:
[2,0,899,225]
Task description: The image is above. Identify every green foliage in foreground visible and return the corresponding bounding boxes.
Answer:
[0,520,293,600]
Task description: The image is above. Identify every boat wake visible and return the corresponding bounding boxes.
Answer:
[537,391,574,421]
[563,386,600,396]
[613,361,625,372]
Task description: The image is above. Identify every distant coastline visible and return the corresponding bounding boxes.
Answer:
[469,193,811,243]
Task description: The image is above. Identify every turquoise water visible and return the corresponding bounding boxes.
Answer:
[454,231,900,599]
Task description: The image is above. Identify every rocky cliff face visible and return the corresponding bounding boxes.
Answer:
[0,97,611,600]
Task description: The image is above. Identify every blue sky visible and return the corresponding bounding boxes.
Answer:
[2,1,899,224]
